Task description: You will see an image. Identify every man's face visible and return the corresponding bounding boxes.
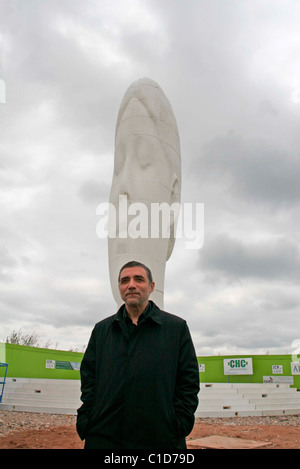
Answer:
[118,266,155,308]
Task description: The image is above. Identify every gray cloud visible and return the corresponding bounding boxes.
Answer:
[199,234,300,282]
[0,246,16,283]
[191,134,300,207]
[77,179,111,206]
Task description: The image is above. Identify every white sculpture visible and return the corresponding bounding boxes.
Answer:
[108,77,181,308]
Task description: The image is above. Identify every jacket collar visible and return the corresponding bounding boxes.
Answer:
[113,300,163,325]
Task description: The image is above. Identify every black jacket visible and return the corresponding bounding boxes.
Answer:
[76,301,199,449]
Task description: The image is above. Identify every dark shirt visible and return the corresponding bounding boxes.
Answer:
[121,301,152,337]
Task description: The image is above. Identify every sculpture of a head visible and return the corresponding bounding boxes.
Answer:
[108,78,181,308]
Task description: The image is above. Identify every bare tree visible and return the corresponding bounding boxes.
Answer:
[5,329,86,352]
[6,329,40,347]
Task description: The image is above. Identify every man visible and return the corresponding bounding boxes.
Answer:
[76,260,199,449]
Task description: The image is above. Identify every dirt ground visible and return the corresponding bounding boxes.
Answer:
[188,418,300,449]
[0,411,299,449]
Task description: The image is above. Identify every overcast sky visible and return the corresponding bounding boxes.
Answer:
[0,0,299,356]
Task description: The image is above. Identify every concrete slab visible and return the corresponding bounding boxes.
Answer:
[0,402,77,415]
[187,435,271,449]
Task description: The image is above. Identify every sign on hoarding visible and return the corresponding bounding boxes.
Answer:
[45,359,55,369]
[45,360,80,370]
[55,361,81,370]
[291,362,300,375]
[263,376,293,384]
[272,365,283,374]
[224,358,253,375]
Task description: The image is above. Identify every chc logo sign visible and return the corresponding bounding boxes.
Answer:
[224,357,253,375]
[229,359,248,369]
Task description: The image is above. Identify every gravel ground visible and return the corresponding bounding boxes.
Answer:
[0,409,299,437]
[197,414,300,427]
[0,410,300,449]
[0,410,77,436]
